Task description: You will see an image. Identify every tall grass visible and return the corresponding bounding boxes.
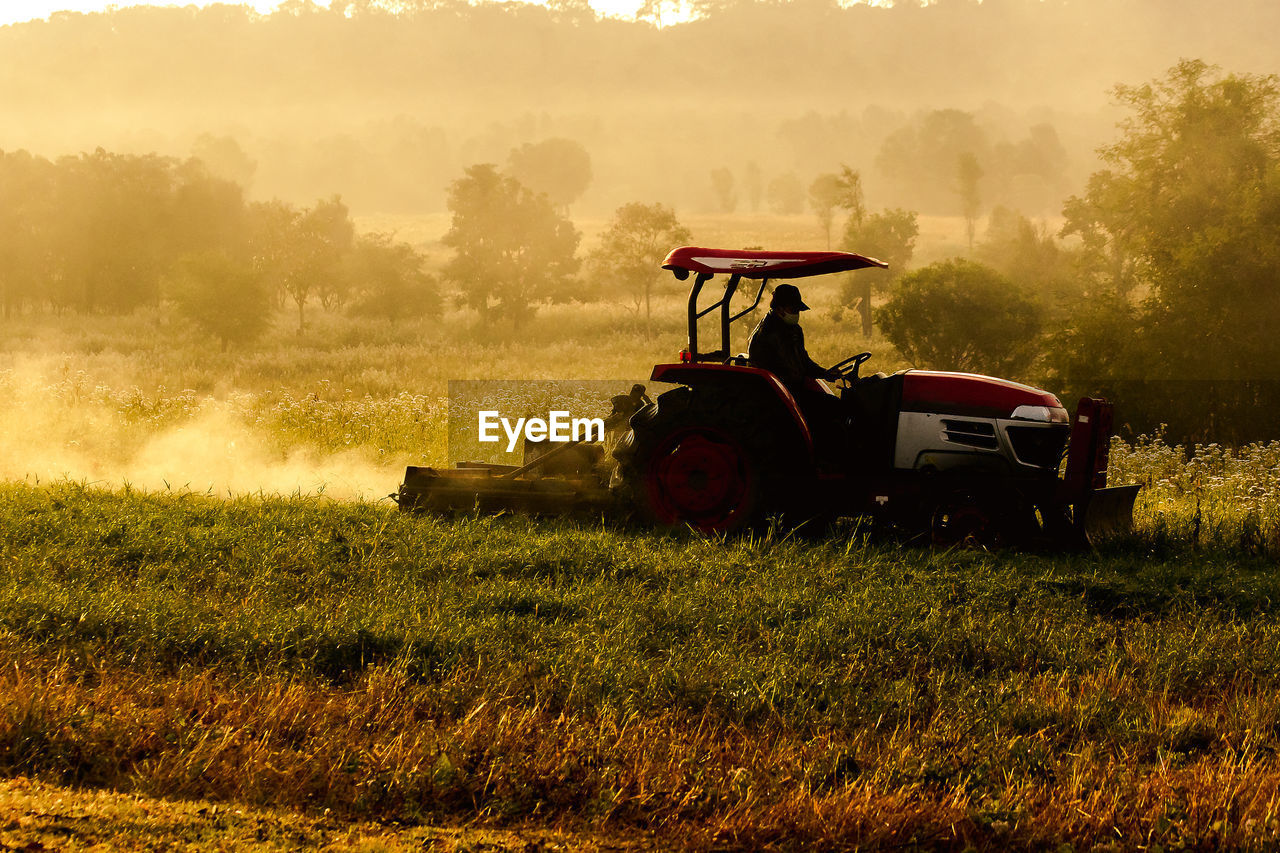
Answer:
[1115,432,1280,554]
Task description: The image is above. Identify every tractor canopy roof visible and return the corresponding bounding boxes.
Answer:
[661,247,888,280]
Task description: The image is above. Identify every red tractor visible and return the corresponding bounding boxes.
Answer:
[610,247,1138,545]
[396,245,1137,546]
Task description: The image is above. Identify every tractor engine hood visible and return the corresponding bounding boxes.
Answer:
[900,370,1069,422]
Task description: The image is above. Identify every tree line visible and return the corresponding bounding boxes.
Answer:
[873,60,1280,442]
[0,148,438,348]
[357,53,1280,446]
[5,58,1279,440]
[4,0,1277,218]
[0,142,683,344]
[5,0,1272,115]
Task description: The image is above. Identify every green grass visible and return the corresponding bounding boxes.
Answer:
[3,482,1280,848]
[3,481,1276,720]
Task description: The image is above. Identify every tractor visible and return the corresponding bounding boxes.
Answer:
[397,246,1138,547]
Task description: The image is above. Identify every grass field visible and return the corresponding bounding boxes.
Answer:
[1,213,1278,849]
[3,478,1280,850]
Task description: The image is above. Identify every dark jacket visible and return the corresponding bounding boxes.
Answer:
[747,311,827,386]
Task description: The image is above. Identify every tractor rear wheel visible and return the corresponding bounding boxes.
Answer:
[613,386,801,533]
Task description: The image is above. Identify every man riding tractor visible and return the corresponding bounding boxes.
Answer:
[747,283,840,387]
[747,282,851,463]
[609,246,1140,544]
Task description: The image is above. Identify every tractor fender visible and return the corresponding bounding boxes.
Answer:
[649,363,815,463]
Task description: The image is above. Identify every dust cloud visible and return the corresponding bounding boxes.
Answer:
[0,363,401,501]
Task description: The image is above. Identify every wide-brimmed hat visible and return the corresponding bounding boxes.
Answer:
[771,283,810,311]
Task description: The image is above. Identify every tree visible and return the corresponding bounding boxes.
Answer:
[301,196,355,311]
[844,208,917,276]
[976,206,1082,323]
[0,150,56,316]
[248,196,355,332]
[1060,170,1143,298]
[766,172,805,215]
[810,166,866,248]
[956,151,982,252]
[442,164,580,329]
[0,147,267,318]
[51,150,178,312]
[835,165,866,229]
[546,0,595,24]
[170,159,248,262]
[247,199,300,311]
[993,123,1069,214]
[506,138,593,214]
[876,110,990,214]
[1061,60,1280,381]
[809,173,842,248]
[709,167,737,213]
[171,250,271,351]
[743,161,763,213]
[1045,292,1143,402]
[190,133,257,190]
[636,0,685,27]
[879,259,1043,378]
[840,207,919,335]
[346,232,440,323]
[250,193,355,327]
[591,202,691,336]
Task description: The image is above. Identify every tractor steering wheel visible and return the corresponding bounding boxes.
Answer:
[829,351,874,382]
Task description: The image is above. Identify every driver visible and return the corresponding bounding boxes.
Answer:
[748,283,852,462]
[747,283,842,387]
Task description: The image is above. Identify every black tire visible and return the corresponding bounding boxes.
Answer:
[612,385,807,533]
[929,486,1043,549]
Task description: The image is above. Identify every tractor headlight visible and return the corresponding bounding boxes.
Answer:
[1011,405,1052,422]
[1011,405,1069,423]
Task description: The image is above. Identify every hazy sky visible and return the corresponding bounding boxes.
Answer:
[1,2,269,26]
[0,0,645,26]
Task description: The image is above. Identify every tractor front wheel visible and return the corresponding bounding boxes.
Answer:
[930,488,1042,549]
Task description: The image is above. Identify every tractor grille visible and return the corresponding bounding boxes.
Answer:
[941,419,998,450]
[1006,424,1070,469]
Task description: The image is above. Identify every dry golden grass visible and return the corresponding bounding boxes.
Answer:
[7,634,1280,851]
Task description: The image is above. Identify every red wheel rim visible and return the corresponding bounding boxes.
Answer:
[645,427,755,532]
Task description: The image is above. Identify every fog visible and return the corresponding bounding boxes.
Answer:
[2,0,1276,218]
